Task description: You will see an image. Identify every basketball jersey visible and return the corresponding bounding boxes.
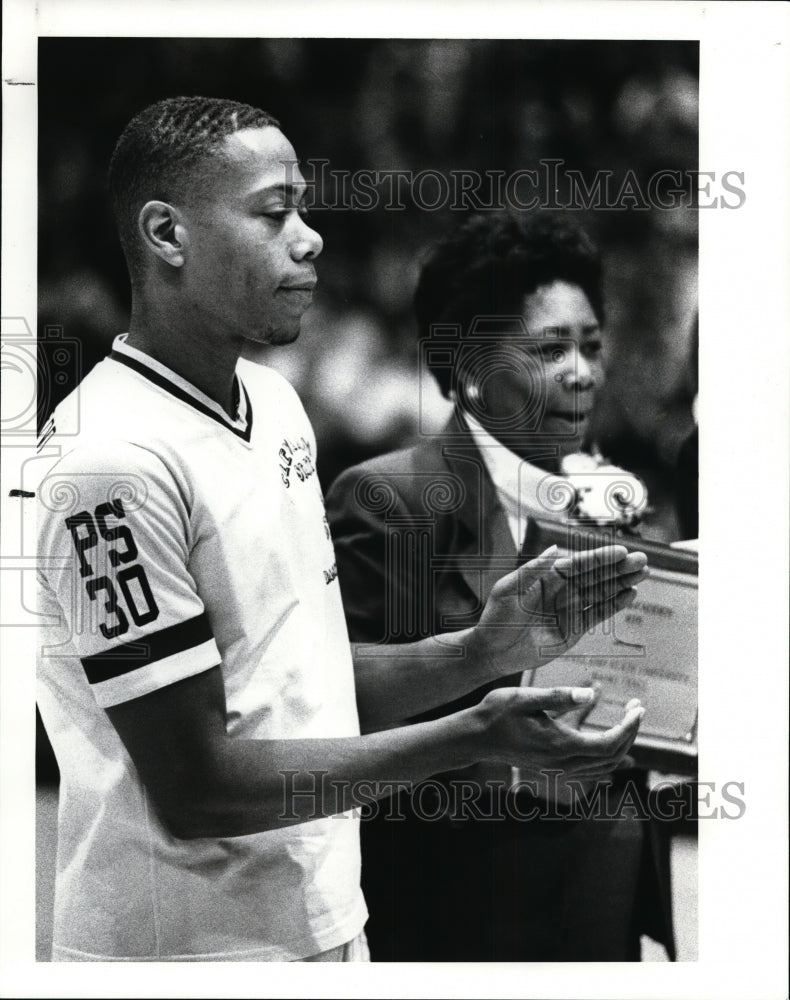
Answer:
[36,335,366,960]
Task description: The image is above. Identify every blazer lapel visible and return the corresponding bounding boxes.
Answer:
[438,411,520,606]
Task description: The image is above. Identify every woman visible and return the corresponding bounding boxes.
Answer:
[326,211,673,961]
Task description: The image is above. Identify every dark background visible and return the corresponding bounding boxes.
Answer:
[37,37,699,780]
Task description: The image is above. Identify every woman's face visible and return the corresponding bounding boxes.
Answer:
[459,280,604,470]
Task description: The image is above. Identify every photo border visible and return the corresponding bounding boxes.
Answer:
[2,2,788,997]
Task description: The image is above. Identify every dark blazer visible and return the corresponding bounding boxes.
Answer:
[326,412,675,962]
[328,410,524,717]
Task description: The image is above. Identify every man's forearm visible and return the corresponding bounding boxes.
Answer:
[151,709,482,839]
[352,628,499,730]
[108,668,643,842]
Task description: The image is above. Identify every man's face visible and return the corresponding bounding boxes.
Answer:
[468,280,604,469]
[177,126,322,347]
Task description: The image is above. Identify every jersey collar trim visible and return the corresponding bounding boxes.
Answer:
[109,334,253,443]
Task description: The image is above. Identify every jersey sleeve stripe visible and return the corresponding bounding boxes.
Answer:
[80,613,214,683]
[90,639,221,709]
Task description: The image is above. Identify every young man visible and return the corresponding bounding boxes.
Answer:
[36,97,646,962]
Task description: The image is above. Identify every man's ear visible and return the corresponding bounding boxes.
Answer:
[137,201,187,268]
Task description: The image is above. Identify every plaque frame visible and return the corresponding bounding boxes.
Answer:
[524,517,698,775]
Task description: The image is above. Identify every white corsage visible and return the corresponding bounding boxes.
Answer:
[534,451,649,530]
[560,451,648,528]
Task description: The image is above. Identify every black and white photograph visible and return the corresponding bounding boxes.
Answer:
[1,2,787,998]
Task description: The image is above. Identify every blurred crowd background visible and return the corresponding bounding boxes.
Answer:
[36,37,698,782]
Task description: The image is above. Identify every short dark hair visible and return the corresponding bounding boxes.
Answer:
[108,96,279,276]
[415,211,604,397]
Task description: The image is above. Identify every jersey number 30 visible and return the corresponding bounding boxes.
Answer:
[65,499,159,639]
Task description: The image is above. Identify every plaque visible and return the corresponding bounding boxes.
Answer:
[523,518,698,775]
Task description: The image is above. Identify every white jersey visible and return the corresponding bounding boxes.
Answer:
[36,335,367,961]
